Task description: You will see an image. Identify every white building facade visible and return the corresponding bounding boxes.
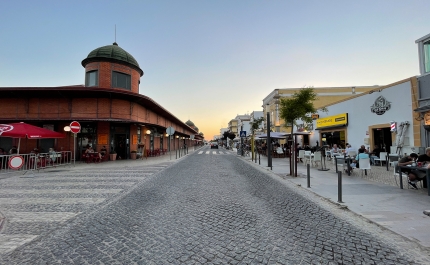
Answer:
[309,77,422,155]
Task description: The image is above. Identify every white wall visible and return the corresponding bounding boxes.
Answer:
[310,81,414,150]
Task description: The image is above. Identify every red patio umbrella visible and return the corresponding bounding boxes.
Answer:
[0,122,65,154]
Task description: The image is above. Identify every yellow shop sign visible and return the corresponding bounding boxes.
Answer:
[316,113,348,129]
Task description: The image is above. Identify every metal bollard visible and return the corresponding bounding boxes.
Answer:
[335,157,338,173]
[346,158,351,176]
[259,152,261,165]
[176,149,177,159]
[307,164,310,188]
[338,171,343,203]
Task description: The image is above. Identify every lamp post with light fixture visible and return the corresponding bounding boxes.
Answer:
[145,129,151,158]
[64,126,73,165]
[175,135,179,158]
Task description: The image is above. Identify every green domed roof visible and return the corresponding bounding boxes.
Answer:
[185,120,195,126]
[82,42,143,76]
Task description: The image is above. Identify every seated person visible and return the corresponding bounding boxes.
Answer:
[369,145,382,165]
[417,147,430,166]
[100,146,107,157]
[48,148,57,163]
[360,145,369,154]
[352,148,369,169]
[276,145,283,154]
[331,144,340,155]
[85,146,94,153]
[9,146,18,155]
[398,153,422,189]
[344,143,353,156]
[0,148,5,155]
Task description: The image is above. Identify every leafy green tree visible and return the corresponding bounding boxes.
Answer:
[279,87,326,176]
[250,117,264,134]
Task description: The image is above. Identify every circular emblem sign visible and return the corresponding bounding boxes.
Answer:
[0,124,14,136]
[70,121,81,133]
[8,156,24,170]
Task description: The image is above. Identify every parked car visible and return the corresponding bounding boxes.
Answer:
[210,142,218,149]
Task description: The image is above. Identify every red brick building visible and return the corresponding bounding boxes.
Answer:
[0,42,203,160]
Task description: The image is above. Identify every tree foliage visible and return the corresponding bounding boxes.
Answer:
[279,87,324,131]
[222,130,236,141]
[250,117,264,133]
[278,87,326,176]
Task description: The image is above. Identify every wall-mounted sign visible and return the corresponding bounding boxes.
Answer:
[98,134,108,145]
[425,113,430,125]
[311,114,319,120]
[370,96,391,115]
[297,123,314,131]
[316,113,348,129]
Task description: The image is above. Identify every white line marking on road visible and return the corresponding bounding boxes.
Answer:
[198,151,203,154]
[206,151,210,154]
[213,151,217,154]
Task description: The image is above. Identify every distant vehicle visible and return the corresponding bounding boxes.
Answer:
[210,142,218,149]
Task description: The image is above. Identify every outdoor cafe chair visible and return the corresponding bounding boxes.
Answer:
[374,152,387,166]
[298,150,305,163]
[303,151,312,165]
[358,158,371,176]
[311,151,321,167]
[334,155,347,173]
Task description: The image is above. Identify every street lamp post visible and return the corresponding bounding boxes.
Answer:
[267,104,272,168]
[175,135,179,158]
[145,130,151,158]
[64,126,72,165]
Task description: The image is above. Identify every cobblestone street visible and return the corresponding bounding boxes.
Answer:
[0,147,429,264]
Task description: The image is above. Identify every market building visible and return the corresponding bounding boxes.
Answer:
[0,42,202,160]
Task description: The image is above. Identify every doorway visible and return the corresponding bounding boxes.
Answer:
[114,134,128,160]
[372,127,392,152]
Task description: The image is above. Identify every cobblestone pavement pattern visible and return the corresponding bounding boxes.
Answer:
[1,147,429,264]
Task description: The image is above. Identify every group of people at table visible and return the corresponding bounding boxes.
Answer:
[83,145,107,162]
[329,143,382,169]
[329,143,430,190]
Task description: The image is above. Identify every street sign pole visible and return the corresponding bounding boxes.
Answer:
[70,121,81,166]
[166,127,175,160]
[73,133,76,166]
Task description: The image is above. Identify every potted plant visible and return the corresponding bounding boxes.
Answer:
[130,150,137,160]
[110,150,117,161]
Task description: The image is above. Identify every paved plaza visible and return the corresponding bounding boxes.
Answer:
[0,146,429,264]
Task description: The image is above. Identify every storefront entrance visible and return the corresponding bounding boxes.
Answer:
[110,124,130,159]
[320,129,347,148]
[372,127,392,152]
[114,134,128,160]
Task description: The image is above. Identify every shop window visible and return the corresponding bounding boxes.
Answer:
[85,70,98,87]
[112,71,131,90]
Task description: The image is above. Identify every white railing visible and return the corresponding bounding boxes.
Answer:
[0,151,72,175]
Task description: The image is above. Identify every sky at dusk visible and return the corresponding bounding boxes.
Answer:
[1,0,429,140]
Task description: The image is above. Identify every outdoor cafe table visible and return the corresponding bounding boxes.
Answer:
[398,165,430,196]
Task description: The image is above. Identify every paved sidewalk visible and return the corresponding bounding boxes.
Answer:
[233,148,430,249]
[0,148,198,254]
